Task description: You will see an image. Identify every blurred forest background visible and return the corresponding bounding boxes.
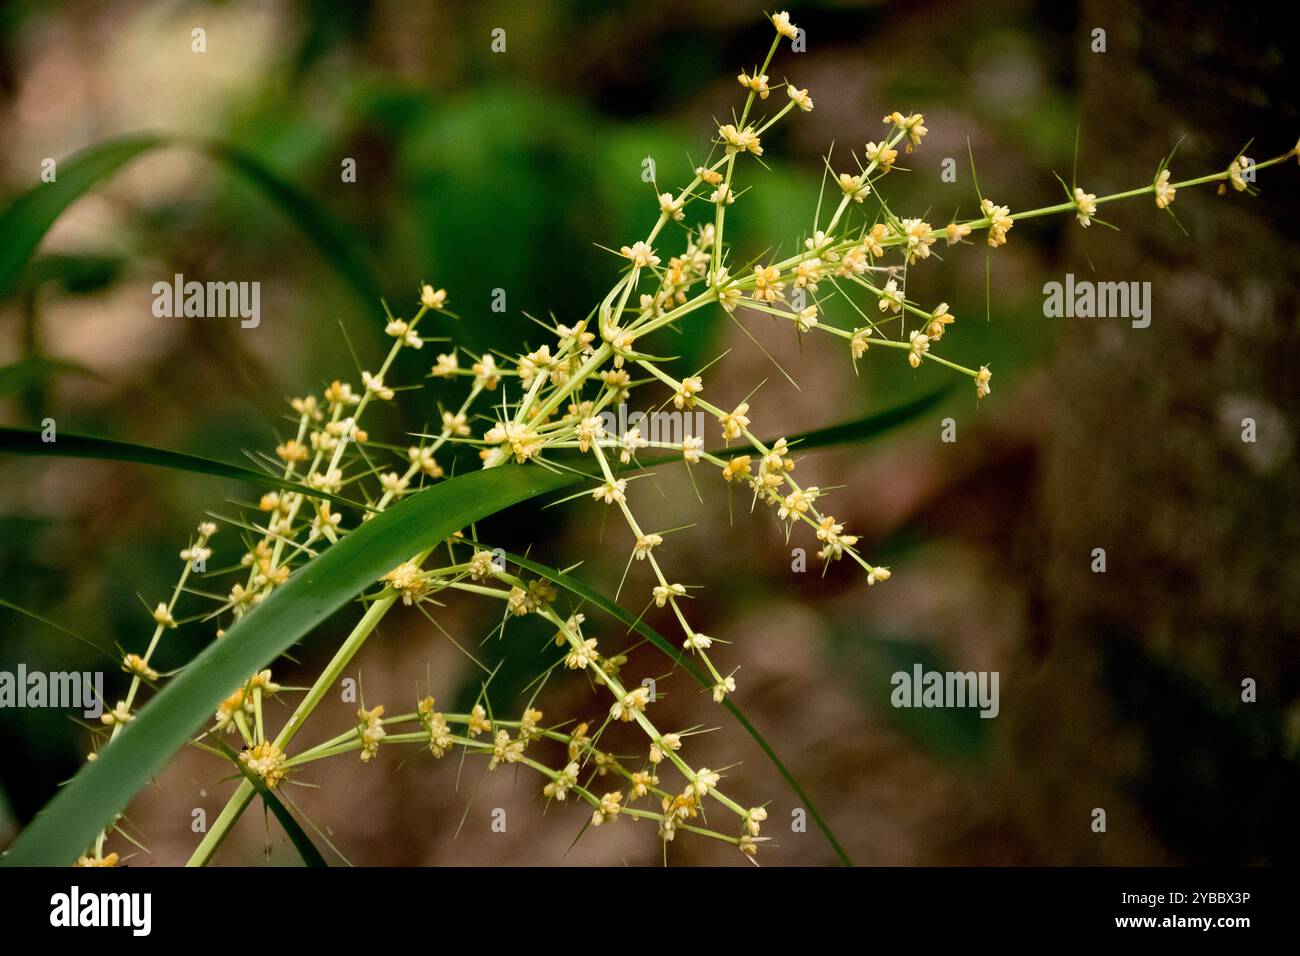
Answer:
[1,0,1297,865]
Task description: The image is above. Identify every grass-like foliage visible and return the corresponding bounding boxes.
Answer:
[1,11,1295,868]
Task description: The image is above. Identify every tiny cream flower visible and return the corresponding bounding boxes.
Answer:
[592,478,627,504]
[737,70,770,98]
[1074,187,1098,227]
[418,698,455,757]
[862,223,888,257]
[101,700,132,726]
[946,222,972,245]
[722,454,752,482]
[385,317,422,348]
[684,632,713,651]
[472,353,501,389]
[484,420,543,463]
[379,471,409,497]
[576,415,605,452]
[361,370,393,400]
[719,123,763,156]
[122,653,158,681]
[981,198,1014,247]
[691,768,721,797]
[838,172,870,203]
[408,445,444,478]
[420,283,447,310]
[442,410,470,436]
[787,85,814,111]
[290,395,322,421]
[900,218,936,263]
[682,435,703,463]
[382,561,429,605]
[248,670,281,695]
[610,686,651,721]
[752,264,785,302]
[1229,155,1254,192]
[867,565,892,585]
[467,703,491,737]
[975,365,992,399]
[815,515,858,561]
[718,402,751,441]
[712,676,736,702]
[634,533,663,559]
[805,230,834,252]
[240,740,288,788]
[658,192,685,220]
[619,426,648,463]
[324,380,360,407]
[877,278,903,313]
[697,165,724,186]
[180,543,212,565]
[796,304,819,332]
[468,550,498,580]
[649,733,681,764]
[152,603,177,629]
[926,303,955,340]
[793,257,823,290]
[1154,168,1177,208]
[214,687,252,733]
[883,111,927,146]
[358,704,386,762]
[630,770,658,797]
[674,375,703,409]
[838,245,869,276]
[708,183,735,205]
[653,582,687,607]
[310,503,343,543]
[592,791,624,825]
[565,638,600,670]
[907,330,930,368]
[488,729,525,770]
[851,328,873,359]
[620,241,660,268]
[543,761,579,800]
[275,439,309,464]
[307,468,343,494]
[746,806,768,836]
[778,486,818,520]
[865,140,898,167]
[772,11,798,40]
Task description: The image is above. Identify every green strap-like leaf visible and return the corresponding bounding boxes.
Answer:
[0,426,365,512]
[0,134,381,304]
[0,596,119,665]
[0,392,934,865]
[213,739,327,867]
[775,385,953,454]
[0,464,578,867]
[0,136,163,300]
[504,551,855,867]
[0,356,97,399]
[199,139,383,304]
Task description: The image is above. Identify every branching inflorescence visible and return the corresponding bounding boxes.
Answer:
[77,11,1297,867]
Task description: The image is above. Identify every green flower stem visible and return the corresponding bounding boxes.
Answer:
[187,553,428,866]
